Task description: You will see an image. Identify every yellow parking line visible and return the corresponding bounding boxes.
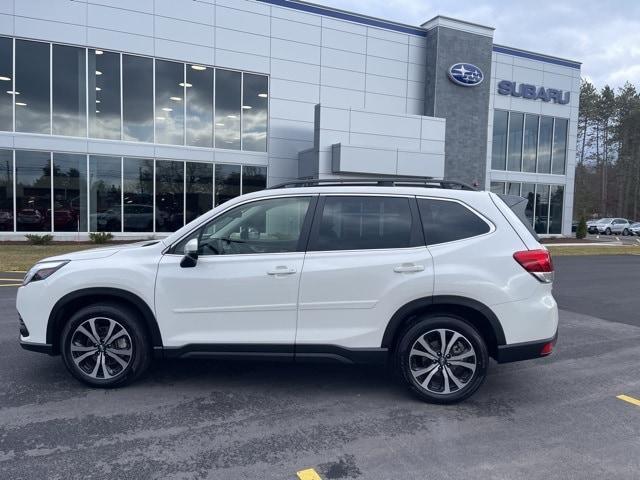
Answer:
[5,270,26,273]
[0,278,23,281]
[0,283,21,287]
[297,469,323,480]
[617,395,640,407]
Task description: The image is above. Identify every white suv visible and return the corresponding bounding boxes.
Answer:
[17,179,558,404]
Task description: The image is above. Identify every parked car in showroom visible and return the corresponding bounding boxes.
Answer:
[591,218,631,235]
[17,178,558,404]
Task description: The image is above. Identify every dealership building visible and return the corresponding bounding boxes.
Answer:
[0,0,580,238]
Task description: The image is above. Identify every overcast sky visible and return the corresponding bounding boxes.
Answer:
[317,0,639,91]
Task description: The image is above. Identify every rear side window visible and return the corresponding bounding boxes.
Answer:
[418,198,491,245]
[312,196,413,251]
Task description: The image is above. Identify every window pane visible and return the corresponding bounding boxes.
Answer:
[186,64,213,147]
[507,112,523,171]
[242,73,268,152]
[507,182,521,196]
[156,160,184,232]
[123,157,153,232]
[52,45,86,137]
[15,40,50,134]
[0,37,12,131]
[538,117,553,173]
[552,118,568,175]
[155,60,184,145]
[16,150,51,232]
[418,198,490,245]
[176,196,311,255]
[186,161,213,223]
[0,149,13,231]
[215,69,241,149]
[88,49,120,140]
[534,184,550,234]
[122,55,153,142]
[549,185,564,234]
[89,155,121,232]
[490,182,505,194]
[522,114,538,173]
[53,153,87,232]
[215,163,240,206]
[521,183,535,226]
[242,166,267,194]
[491,110,508,170]
[315,196,412,251]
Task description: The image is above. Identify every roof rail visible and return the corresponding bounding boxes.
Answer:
[268,177,477,191]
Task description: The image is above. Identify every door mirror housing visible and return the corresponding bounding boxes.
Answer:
[180,238,199,268]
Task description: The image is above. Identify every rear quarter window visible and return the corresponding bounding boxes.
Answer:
[417,198,491,245]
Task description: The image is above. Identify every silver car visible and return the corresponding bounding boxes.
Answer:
[595,218,631,235]
[629,222,640,236]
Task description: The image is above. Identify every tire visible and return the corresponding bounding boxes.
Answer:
[623,229,629,236]
[61,302,152,388]
[396,315,489,404]
[605,228,612,235]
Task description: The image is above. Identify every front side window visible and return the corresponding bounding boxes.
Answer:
[175,196,311,255]
[312,196,413,251]
[418,198,490,245]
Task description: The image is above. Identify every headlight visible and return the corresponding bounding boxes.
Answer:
[22,260,70,286]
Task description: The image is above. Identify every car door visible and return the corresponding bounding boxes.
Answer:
[612,219,624,233]
[296,194,434,350]
[155,195,316,349]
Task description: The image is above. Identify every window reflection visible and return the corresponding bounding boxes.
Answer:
[0,37,12,132]
[155,60,184,145]
[123,157,153,232]
[491,110,508,170]
[538,117,553,173]
[53,153,87,232]
[89,155,121,232]
[16,150,51,232]
[15,40,50,134]
[552,118,568,175]
[123,55,153,142]
[521,183,535,227]
[522,114,538,173]
[549,185,564,234]
[156,160,184,232]
[0,149,12,231]
[215,164,240,206]
[489,182,505,195]
[215,69,241,149]
[53,45,86,137]
[242,73,268,152]
[534,184,550,234]
[186,64,213,147]
[507,112,523,171]
[186,161,213,223]
[242,166,267,194]
[88,49,121,140]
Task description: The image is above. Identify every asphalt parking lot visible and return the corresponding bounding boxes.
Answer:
[1,258,640,480]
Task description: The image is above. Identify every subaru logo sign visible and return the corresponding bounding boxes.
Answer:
[448,63,484,87]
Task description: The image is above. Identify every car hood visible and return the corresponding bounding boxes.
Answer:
[39,240,165,263]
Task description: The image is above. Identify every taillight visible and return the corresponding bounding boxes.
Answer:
[513,249,554,283]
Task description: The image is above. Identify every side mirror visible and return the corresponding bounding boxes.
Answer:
[180,238,199,268]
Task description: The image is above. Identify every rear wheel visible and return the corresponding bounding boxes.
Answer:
[397,315,489,404]
[61,303,151,387]
[605,227,612,235]
[623,228,629,236]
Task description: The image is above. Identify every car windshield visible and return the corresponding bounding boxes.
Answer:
[597,218,612,223]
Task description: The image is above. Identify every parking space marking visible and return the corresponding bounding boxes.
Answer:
[296,468,323,480]
[0,278,23,281]
[617,395,640,407]
[0,283,20,287]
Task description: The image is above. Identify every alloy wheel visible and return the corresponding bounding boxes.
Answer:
[69,317,133,380]
[408,328,477,395]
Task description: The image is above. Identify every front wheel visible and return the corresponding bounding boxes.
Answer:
[623,228,629,236]
[61,303,151,388]
[397,315,489,404]
[605,227,612,235]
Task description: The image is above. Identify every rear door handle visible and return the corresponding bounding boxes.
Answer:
[394,264,425,273]
[267,266,297,276]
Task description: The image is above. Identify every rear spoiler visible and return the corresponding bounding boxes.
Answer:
[496,194,539,241]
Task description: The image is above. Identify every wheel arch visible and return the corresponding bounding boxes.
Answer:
[46,288,163,355]
[382,296,506,359]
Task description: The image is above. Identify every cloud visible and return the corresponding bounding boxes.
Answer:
[317,0,639,90]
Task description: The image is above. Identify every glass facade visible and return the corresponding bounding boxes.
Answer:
[0,148,265,233]
[492,110,569,175]
[490,181,564,235]
[0,37,268,151]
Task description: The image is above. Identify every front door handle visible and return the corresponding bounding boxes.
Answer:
[394,263,425,273]
[267,266,297,276]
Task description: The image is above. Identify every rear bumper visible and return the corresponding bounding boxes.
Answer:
[496,330,558,363]
[20,339,54,355]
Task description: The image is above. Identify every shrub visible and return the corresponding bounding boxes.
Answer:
[576,216,587,239]
[89,232,113,244]
[25,234,53,245]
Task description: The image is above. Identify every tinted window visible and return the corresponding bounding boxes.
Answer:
[156,159,184,232]
[89,155,121,232]
[214,69,241,149]
[0,37,13,131]
[122,55,153,142]
[418,198,490,245]
[155,60,184,145]
[215,163,240,206]
[15,40,50,134]
[88,49,121,140]
[242,73,268,152]
[15,150,51,232]
[0,149,12,231]
[186,161,213,222]
[53,153,87,232]
[313,196,413,251]
[242,166,267,194]
[52,45,86,137]
[507,112,523,171]
[186,64,213,147]
[491,110,508,170]
[123,157,153,232]
[175,196,311,255]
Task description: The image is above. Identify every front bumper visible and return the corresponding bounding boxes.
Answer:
[20,339,54,355]
[495,330,558,363]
